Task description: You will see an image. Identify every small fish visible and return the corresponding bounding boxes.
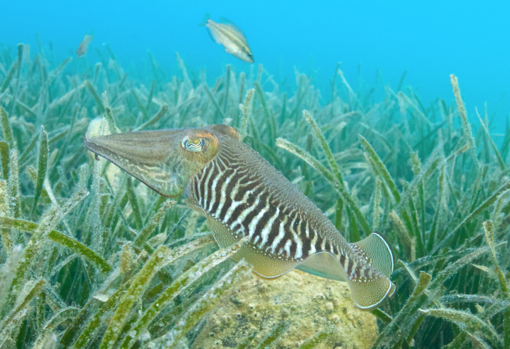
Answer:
[198,13,254,63]
[77,33,94,58]
[84,125,395,310]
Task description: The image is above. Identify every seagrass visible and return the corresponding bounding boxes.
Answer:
[0,38,507,349]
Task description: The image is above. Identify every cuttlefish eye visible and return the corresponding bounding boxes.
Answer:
[181,136,206,152]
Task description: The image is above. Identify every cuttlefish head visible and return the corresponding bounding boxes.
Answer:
[84,124,241,197]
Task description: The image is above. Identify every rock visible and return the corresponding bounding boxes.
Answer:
[191,270,378,349]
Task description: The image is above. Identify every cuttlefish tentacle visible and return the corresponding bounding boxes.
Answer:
[84,124,395,310]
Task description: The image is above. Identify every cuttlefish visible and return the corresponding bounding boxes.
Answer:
[84,125,395,310]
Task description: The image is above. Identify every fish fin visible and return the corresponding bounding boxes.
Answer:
[295,252,347,281]
[350,232,394,278]
[206,215,298,278]
[206,27,220,44]
[217,17,247,39]
[198,13,212,27]
[347,274,395,310]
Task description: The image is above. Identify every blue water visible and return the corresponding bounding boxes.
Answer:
[3,0,509,125]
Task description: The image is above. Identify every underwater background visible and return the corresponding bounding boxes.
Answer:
[0,0,510,348]
[2,0,509,125]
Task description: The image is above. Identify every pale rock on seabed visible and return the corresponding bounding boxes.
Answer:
[191,270,377,349]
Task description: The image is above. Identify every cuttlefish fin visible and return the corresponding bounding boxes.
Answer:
[234,243,299,279]
[347,232,396,310]
[346,232,396,309]
[205,214,238,248]
[206,215,299,278]
[296,232,395,310]
[348,274,395,310]
[296,250,395,310]
[295,252,347,281]
[350,232,394,278]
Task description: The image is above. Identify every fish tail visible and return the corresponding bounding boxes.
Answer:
[198,13,211,27]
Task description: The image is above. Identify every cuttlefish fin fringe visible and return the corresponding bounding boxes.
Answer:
[348,275,395,310]
[206,215,298,278]
[350,231,394,278]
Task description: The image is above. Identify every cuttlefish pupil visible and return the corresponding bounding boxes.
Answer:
[182,136,206,152]
[84,125,396,310]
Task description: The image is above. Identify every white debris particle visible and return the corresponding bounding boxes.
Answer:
[93,294,110,302]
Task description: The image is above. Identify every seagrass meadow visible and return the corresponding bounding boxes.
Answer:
[0,41,509,349]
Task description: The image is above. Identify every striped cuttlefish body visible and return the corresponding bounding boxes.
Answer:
[84,124,395,310]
